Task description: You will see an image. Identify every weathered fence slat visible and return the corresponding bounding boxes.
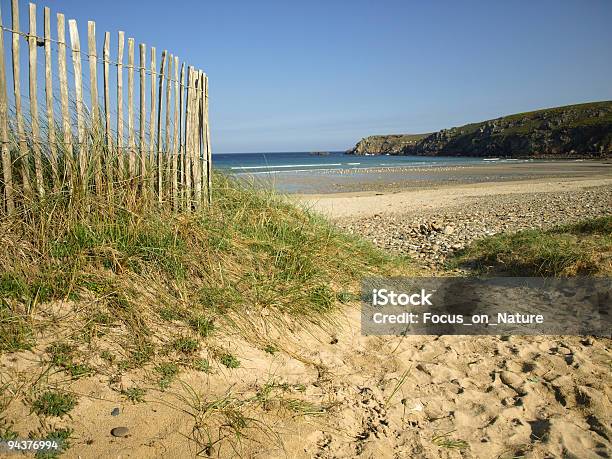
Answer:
[179,62,185,206]
[0,3,14,213]
[172,56,179,211]
[165,54,172,151]
[87,22,99,126]
[88,21,102,193]
[200,70,207,202]
[204,74,212,203]
[103,31,112,191]
[116,31,125,180]
[69,19,86,190]
[156,50,166,202]
[193,70,202,208]
[164,54,172,194]
[57,13,72,185]
[139,43,146,179]
[127,38,135,177]
[149,47,156,163]
[44,7,58,191]
[201,71,208,202]
[184,66,192,209]
[11,0,32,197]
[103,32,111,151]
[29,3,44,197]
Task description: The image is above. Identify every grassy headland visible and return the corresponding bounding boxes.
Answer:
[348,101,612,158]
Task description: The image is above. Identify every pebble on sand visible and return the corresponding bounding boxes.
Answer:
[111,427,129,438]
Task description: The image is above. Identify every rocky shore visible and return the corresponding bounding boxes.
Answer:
[337,186,612,269]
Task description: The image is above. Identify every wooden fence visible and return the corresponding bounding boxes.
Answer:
[0,0,211,214]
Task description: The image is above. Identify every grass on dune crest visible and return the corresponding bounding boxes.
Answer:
[451,215,612,276]
[0,172,409,357]
[0,173,410,453]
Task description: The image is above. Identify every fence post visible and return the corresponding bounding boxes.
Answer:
[156,50,166,203]
[116,31,125,181]
[69,19,86,192]
[193,70,202,209]
[127,38,135,178]
[0,3,14,213]
[44,7,58,191]
[199,70,208,202]
[103,31,112,192]
[57,13,72,187]
[204,74,211,203]
[139,43,146,182]
[184,66,192,209]
[29,3,44,198]
[164,54,172,198]
[172,56,179,211]
[148,47,156,196]
[87,22,99,124]
[11,0,32,198]
[179,62,185,208]
[88,21,102,193]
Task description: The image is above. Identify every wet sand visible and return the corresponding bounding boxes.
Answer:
[254,160,612,194]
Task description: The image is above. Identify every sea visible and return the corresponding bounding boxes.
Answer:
[213,151,488,174]
[212,151,534,194]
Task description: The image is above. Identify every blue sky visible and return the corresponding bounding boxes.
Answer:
[2,0,612,152]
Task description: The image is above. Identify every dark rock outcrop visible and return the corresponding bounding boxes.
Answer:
[347,134,429,155]
[348,101,612,158]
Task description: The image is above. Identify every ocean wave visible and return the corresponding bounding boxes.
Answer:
[232,164,448,175]
[230,163,343,170]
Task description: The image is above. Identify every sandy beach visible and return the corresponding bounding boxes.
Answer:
[296,163,612,269]
[280,166,610,457]
[298,175,612,219]
[1,163,610,458]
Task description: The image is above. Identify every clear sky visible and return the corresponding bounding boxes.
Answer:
[3,0,612,152]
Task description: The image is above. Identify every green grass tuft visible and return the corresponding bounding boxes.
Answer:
[188,315,215,337]
[0,273,28,299]
[122,387,146,403]
[32,391,77,417]
[47,343,74,367]
[34,428,72,459]
[192,358,211,373]
[263,344,278,355]
[155,362,180,390]
[172,337,200,354]
[451,216,611,276]
[219,353,240,369]
[0,304,34,352]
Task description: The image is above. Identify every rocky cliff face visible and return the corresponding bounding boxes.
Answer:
[348,134,429,155]
[348,102,612,158]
